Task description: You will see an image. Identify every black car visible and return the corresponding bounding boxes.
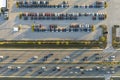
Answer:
[74,5,78,8]
[42,58,47,61]
[82,56,88,61]
[11,58,18,62]
[103,31,108,34]
[38,71,42,74]
[54,58,59,61]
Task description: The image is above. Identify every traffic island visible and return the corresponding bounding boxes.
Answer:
[98,25,107,49]
[112,25,120,49]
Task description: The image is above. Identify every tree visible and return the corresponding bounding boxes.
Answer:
[104,14,107,19]
[104,2,108,8]
[84,41,90,45]
[16,2,19,8]
[100,36,106,42]
[56,41,60,45]
[38,42,41,45]
[31,24,35,32]
[65,41,69,45]
[18,24,21,31]
[19,13,22,19]
[92,25,95,31]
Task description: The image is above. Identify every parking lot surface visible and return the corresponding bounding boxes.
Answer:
[0,0,106,40]
[0,50,119,77]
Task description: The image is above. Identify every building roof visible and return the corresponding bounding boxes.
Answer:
[0,0,6,8]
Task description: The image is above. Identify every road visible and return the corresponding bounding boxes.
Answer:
[104,0,120,52]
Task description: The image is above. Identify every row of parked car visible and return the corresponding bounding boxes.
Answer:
[16,1,107,9]
[32,24,94,32]
[19,12,107,20]
[16,1,69,8]
[74,1,107,8]
[20,12,107,17]
[19,12,78,20]
[92,14,107,20]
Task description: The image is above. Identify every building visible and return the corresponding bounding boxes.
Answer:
[0,0,7,13]
[0,0,8,20]
[0,0,7,8]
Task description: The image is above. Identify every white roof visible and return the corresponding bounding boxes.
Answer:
[13,27,19,32]
[0,0,6,8]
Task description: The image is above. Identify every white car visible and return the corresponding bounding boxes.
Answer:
[70,71,73,74]
[65,56,70,59]
[41,66,47,71]
[75,66,80,69]
[75,72,78,74]
[0,56,4,59]
[110,55,115,58]
[88,68,93,71]
[16,66,21,69]
[7,66,12,69]
[106,71,110,74]
[33,56,38,59]
[111,71,115,74]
